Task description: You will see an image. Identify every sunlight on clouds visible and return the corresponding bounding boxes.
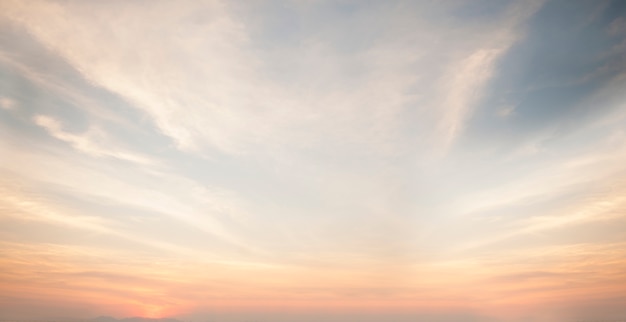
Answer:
[2,0,626,321]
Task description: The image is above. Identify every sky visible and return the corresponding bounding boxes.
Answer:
[1,0,626,321]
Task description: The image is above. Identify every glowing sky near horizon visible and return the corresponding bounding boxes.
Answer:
[1,1,626,321]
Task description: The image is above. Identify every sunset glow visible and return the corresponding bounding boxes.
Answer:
[2,1,626,321]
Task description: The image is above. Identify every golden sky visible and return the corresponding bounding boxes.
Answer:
[1,1,626,321]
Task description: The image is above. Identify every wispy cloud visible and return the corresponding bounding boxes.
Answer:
[436,48,506,151]
[2,0,626,320]
[34,114,155,165]
[0,128,259,255]
[0,0,540,159]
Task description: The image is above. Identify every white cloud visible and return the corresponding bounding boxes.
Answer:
[0,177,192,255]
[1,0,574,265]
[0,0,539,161]
[0,125,262,255]
[1,0,267,154]
[33,114,154,165]
[453,142,626,251]
[0,50,139,127]
[5,2,626,319]
[1,2,539,257]
[436,48,507,150]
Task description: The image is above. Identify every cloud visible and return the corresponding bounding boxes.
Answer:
[0,96,16,110]
[0,177,193,256]
[1,0,547,265]
[33,114,154,165]
[0,45,141,128]
[437,48,507,150]
[0,0,541,161]
[4,1,626,320]
[496,104,516,118]
[1,0,270,154]
[458,167,626,253]
[0,125,259,256]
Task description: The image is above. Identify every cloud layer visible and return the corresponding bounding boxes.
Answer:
[2,0,626,321]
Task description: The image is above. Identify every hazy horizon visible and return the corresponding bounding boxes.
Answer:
[2,0,626,321]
